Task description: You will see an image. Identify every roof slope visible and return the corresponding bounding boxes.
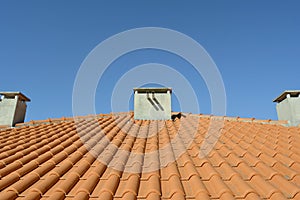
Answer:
[0,113,300,200]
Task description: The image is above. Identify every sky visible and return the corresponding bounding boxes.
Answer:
[0,1,299,121]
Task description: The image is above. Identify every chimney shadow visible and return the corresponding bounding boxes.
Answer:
[147,97,159,111]
[152,97,164,111]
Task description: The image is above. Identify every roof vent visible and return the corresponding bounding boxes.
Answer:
[0,92,31,127]
[134,88,172,120]
[273,90,300,126]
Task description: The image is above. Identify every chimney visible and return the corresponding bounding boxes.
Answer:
[134,88,172,120]
[0,92,31,127]
[273,90,300,126]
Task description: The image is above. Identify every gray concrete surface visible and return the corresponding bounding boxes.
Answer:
[0,92,30,126]
[274,91,300,126]
[134,88,171,120]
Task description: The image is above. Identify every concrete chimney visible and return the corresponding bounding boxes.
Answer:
[0,92,31,127]
[273,90,300,126]
[134,88,171,120]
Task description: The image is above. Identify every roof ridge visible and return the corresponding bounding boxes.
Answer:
[0,112,295,132]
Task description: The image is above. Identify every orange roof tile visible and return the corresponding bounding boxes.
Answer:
[0,112,300,200]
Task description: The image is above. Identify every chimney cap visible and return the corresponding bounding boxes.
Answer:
[133,87,172,93]
[0,92,31,102]
[273,90,300,103]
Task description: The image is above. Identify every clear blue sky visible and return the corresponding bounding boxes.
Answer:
[1,1,299,121]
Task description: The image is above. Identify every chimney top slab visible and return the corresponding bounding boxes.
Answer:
[273,90,300,103]
[0,92,31,102]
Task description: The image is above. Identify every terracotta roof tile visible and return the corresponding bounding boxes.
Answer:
[215,162,238,181]
[224,174,256,199]
[253,162,279,180]
[161,175,185,199]
[0,112,300,200]
[138,172,161,198]
[203,175,233,198]
[269,174,300,198]
[234,162,258,181]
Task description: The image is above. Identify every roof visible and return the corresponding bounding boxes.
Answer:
[134,88,172,93]
[273,90,300,103]
[0,92,31,102]
[0,112,300,200]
